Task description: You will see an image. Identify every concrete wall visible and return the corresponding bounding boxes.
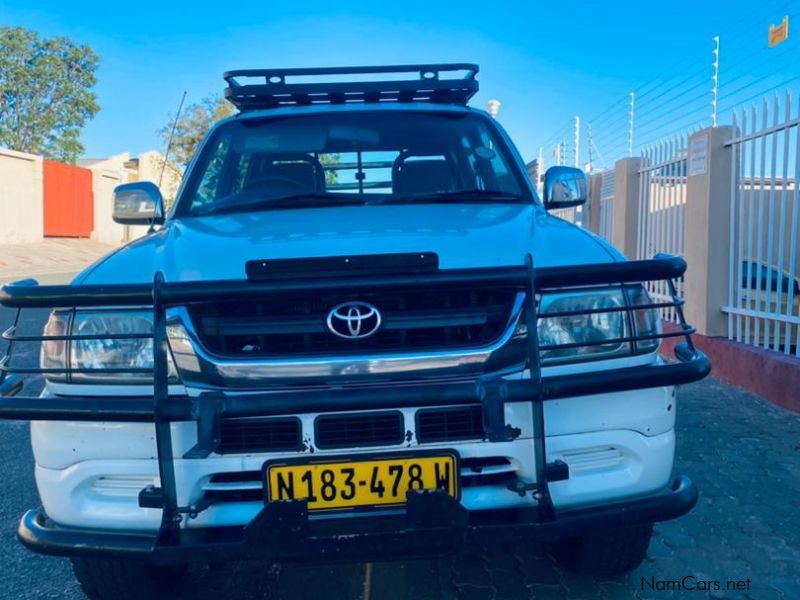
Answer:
[82,151,174,244]
[0,148,44,243]
[611,158,642,259]
[684,126,735,337]
[0,148,173,246]
[90,168,127,245]
[586,172,603,235]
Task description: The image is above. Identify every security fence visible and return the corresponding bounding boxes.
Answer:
[581,87,800,362]
[723,91,800,355]
[550,204,586,227]
[636,136,689,322]
[598,169,615,242]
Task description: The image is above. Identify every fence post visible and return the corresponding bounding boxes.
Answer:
[587,172,603,235]
[612,157,642,258]
[683,125,736,336]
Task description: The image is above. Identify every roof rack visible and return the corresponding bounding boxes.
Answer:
[223,63,479,111]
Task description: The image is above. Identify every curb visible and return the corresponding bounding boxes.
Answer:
[662,325,800,413]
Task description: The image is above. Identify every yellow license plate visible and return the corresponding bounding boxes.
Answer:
[264,452,459,511]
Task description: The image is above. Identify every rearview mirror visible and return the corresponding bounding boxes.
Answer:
[543,166,587,210]
[112,182,165,225]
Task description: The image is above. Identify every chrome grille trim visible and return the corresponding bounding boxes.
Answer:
[166,293,524,389]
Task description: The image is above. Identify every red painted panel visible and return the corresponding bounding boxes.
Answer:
[43,160,94,237]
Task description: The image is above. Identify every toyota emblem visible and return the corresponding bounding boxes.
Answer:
[326,301,382,339]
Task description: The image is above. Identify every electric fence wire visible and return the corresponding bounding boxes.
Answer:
[581,0,797,163]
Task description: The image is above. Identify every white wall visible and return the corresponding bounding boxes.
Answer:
[2,148,177,246]
[0,148,44,243]
[90,168,127,245]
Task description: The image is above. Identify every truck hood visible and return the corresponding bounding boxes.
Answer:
[76,204,621,284]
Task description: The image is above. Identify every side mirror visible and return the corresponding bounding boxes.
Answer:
[543,166,588,210]
[112,182,165,225]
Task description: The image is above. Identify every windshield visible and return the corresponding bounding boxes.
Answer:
[180,111,529,216]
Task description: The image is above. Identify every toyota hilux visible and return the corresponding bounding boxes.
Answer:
[0,64,709,599]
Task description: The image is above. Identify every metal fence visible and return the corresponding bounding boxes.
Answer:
[550,204,586,227]
[598,169,616,241]
[636,135,689,322]
[723,91,800,355]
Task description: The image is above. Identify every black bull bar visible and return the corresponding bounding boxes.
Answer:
[0,254,709,562]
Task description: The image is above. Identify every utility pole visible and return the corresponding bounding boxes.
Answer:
[628,92,635,157]
[537,146,545,193]
[573,116,580,168]
[711,35,720,127]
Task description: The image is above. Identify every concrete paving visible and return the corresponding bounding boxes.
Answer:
[0,239,120,284]
[0,308,797,599]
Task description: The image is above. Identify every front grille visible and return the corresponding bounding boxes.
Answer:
[188,287,518,358]
[217,418,302,454]
[316,412,405,449]
[416,406,485,443]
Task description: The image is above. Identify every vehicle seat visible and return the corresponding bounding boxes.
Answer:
[246,155,326,193]
[393,158,455,195]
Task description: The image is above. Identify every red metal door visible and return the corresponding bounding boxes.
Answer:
[43,160,94,237]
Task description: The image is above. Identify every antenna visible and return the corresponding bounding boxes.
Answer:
[150,91,187,234]
[158,91,187,188]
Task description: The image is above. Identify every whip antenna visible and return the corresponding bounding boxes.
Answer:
[158,90,187,188]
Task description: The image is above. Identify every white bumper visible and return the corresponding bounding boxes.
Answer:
[32,385,677,532]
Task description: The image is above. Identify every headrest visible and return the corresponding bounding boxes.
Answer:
[393,159,454,195]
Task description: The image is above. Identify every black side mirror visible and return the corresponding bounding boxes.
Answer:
[543,166,588,210]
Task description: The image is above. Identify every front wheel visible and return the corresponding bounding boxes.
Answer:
[549,522,653,576]
[71,557,187,600]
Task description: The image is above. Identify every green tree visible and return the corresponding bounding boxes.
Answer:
[159,95,236,166]
[0,27,99,163]
[159,93,340,183]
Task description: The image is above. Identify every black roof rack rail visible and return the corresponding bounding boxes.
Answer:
[223,63,479,111]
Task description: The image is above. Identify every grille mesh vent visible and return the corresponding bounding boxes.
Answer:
[316,412,404,449]
[217,418,302,454]
[416,406,485,443]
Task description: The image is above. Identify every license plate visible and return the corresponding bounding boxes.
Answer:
[263,452,459,511]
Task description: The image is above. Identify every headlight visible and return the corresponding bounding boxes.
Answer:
[535,286,661,365]
[41,309,178,384]
[625,285,662,354]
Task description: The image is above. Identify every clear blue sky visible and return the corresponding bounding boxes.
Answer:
[2,0,797,163]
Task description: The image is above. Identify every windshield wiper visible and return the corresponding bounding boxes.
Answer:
[379,189,525,205]
[196,193,367,216]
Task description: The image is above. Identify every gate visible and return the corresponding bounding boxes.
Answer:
[43,160,93,237]
[636,135,689,322]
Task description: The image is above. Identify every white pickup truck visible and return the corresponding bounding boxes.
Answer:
[0,64,709,600]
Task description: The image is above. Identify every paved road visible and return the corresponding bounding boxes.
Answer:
[0,239,118,285]
[0,307,798,599]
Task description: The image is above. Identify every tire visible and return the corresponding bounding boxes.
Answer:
[71,557,187,600]
[549,522,653,576]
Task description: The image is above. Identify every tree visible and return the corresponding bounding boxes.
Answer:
[159,95,236,167]
[0,27,99,163]
[159,93,340,182]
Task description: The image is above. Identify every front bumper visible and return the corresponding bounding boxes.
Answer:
[19,475,698,564]
[1,254,710,564]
